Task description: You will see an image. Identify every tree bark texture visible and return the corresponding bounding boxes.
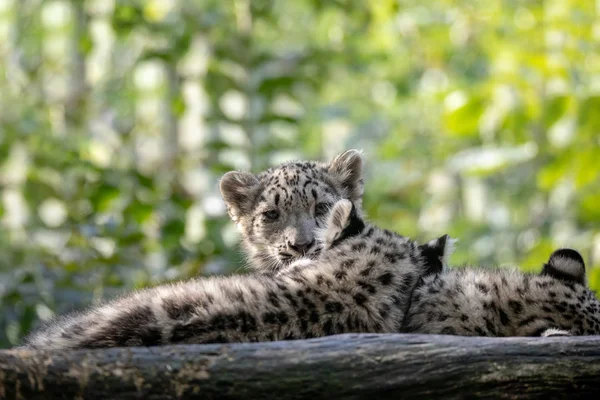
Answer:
[1,333,600,400]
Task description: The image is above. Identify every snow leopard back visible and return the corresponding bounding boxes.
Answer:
[403,249,600,337]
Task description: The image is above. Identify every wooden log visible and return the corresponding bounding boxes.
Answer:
[1,333,600,399]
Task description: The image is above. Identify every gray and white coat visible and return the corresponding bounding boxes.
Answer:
[22,200,445,350]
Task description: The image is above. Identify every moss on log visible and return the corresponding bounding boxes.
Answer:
[1,334,600,399]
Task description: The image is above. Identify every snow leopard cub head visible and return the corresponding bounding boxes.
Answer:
[219,150,364,273]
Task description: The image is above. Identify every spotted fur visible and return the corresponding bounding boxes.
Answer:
[306,209,599,338]
[22,200,440,350]
[402,248,600,337]
[219,150,364,273]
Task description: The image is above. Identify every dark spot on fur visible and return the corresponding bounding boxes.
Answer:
[554,304,568,313]
[476,283,489,295]
[379,304,390,318]
[358,281,377,294]
[542,306,553,313]
[302,297,317,309]
[474,327,486,336]
[70,324,84,335]
[536,281,551,289]
[212,333,231,344]
[378,272,393,285]
[316,275,325,286]
[325,301,343,313]
[441,327,456,335]
[80,306,162,348]
[300,319,309,333]
[283,292,298,307]
[171,320,211,343]
[263,312,289,324]
[323,319,335,335]
[360,262,375,277]
[351,242,366,252]
[509,300,523,315]
[163,299,199,321]
[291,276,305,284]
[492,283,500,295]
[409,253,421,267]
[334,270,347,280]
[267,291,280,307]
[310,310,319,323]
[384,252,402,264]
[276,283,287,291]
[353,293,368,307]
[518,316,537,327]
[238,311,258,333]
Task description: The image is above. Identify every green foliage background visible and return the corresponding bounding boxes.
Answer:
[0,0,599,347]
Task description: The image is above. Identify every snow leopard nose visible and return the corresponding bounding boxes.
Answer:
[287,239,315,254]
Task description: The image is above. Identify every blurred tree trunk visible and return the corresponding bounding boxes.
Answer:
[65,0,89,129]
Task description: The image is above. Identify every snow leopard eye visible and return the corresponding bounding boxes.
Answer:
[263,209,280,221]
[315,202,332,217]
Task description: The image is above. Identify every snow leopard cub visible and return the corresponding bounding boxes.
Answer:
[402,248,600,337]
[220,150,365,274]
[22,200,444,350]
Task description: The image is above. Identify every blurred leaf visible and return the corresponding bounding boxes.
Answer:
[543,95,572,128]
[577,192,600,225]
[537,159,568,191]
[442,94,484,137]
[91,185,121,213]
[579,96,600,134]
[575,149,600,188]
[111,4,145,36]
[519,240,556,273]
[161,219,185,249]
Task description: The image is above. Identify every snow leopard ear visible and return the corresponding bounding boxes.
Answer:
[419,234,456,276]
[541,248,586,285]
[327,149,364,202]
[219,171,261,223]
[317,199,364,250]
[540,328,571,337]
